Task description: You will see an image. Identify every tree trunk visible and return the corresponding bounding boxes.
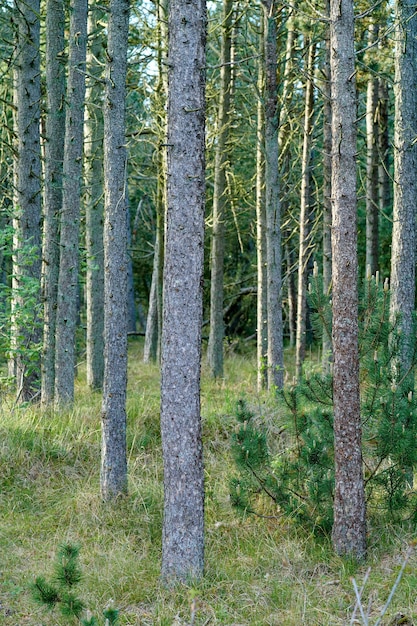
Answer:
[12,0,42,402]
[100,0,130,500]
[390,0,417,379]
[207,0,233,379]
[365,23,379,277]
[143,228,160,363]
[256,19,268,391]
[85,1,105,390]
[41,0,65,404]
[278,11,296,351]
[330,0,367,559]
[377,79,390,222]
[322,0,332,373]
[295,39,315,380]
[160,0,206,583]
[54,0,88,404]
[263,0,284,391]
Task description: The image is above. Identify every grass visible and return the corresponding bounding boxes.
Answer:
[1,339,417,625]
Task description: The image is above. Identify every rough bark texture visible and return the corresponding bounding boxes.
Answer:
[160,0,206,583]
[322,0,332,373]
[295,40,315,380]
[85,3,105,390]
[330,0,367,559]
[12,0,42,402]
[41,0,65,404]
[365,23,379,276]
[256,26,268,391]
[390,0,417,377]
[207,0,233,379]
[263,0,284,391]
[54,0,88,404]
[100,0,130,500]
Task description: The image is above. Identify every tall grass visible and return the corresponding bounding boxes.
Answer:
[0,339,416,625]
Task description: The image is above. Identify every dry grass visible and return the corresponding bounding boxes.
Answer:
[1,339,416,625]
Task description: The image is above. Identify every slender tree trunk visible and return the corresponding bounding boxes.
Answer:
[279,12,296,351]
[85,2,105,390]
[41,0,65,404]
[365,23,379,276]
[256,22,268,391]
[144,0,168,363]
[100,0,130,500]
[207,0,233,378]
[295,39,315,380]
[143,227,160,363]
[54,0,88,404]
[263,0,284,391]
[390,0,417,379]
[161,0,206,583]
[12,0,42,402]
[377,78,390,221]
[322,0,332,372]
[330,0,367,559]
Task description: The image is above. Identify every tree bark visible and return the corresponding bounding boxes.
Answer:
[12,0,42,402]
[100,0,130,500]
[256,19,268,391]
[263,0,284,391]
[161,0,206,583]
[330,0,367,559]
[390,0,417,379]
[54,0,88,404]
[41,0,65,404]
[322,0,332,373]
[295,39,315,380]
[207,0,233,379]
[85,2,105,390]
[365,23,379,276]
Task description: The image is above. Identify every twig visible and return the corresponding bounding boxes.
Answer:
[350,568,371,626]
[352,577,370,626]
[374,544,414,626]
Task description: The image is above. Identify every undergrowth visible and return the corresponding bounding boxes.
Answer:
[1,340,417,625]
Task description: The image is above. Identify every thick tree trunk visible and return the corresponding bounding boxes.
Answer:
[263,0,284,391]
[365,23,379,276]
[330,0,367,559]
[54,0,88,404]
[100,0,130,500]
[161,0,206,583]
[12,0,42,402]
[85,3,105,390]
[390,0,417,378]
[41,0,65,404]
[207,0,233,379]
[295,40,315,380]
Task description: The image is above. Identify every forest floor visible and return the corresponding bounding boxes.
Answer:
[1,340,417,626]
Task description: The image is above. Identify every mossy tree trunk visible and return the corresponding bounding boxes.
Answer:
[54,0,88,404]
[12,0,42,403]
[41,0,65,404]
[85,2,105,391]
